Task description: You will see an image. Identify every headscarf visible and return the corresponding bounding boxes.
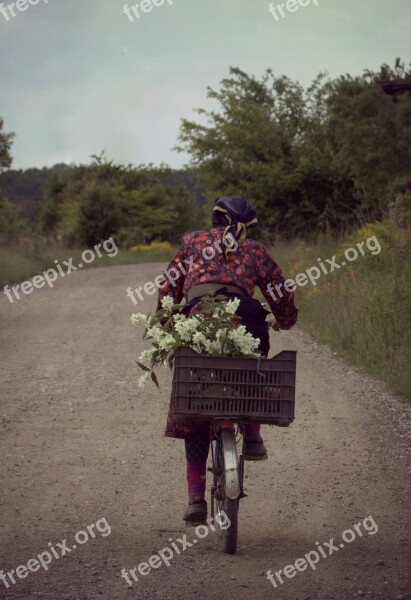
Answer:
[212,196,258,256]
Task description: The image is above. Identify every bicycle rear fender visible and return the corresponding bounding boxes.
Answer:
[222,430,241,500]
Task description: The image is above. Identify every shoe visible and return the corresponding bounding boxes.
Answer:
[243,438,268,460]
[183,496,207,522]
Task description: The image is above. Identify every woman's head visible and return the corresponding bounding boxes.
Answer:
[212,196,257,252]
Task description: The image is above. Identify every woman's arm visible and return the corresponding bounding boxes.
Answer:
[255,245,298,330]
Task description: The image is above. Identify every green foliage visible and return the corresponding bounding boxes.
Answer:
[2,59,410,249]
[326,61,411,220]
[176,61,411,240]
[78,182,123,246]
[37,176,67,233]
[0,195,31,245]
[0,243,66,290]
[36,157,203,248]
[0,164,75,221]
[0,118,15,174]
[273,213,411,399]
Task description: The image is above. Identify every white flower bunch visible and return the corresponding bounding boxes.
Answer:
[160,296,174,310]
[225,298,241,315]
[130,312,148,326]
[228,325,260,355]
[131,294,261,388]
[138,371,151,388]
[174,317,202,342]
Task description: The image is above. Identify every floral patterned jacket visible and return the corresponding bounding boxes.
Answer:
[158,226,298,438]
[157,226,298,330]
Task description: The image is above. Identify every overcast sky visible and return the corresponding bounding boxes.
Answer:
[1,0,410,170]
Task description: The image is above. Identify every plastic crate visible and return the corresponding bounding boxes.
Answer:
[170,346,296,426]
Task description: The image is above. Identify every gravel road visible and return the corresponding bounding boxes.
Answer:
[0,263,410,600]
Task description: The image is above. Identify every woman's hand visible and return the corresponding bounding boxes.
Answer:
[266,314,280,331]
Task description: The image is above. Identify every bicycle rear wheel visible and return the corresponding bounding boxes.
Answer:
[220,496,238,554]
[212,430,239,554]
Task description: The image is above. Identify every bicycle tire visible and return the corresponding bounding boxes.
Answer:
[219,431,239,554]
[221,496,238,554]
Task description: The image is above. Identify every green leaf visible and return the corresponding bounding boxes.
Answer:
[136,361,151,372]
[151,371,159,388]
[171,302,185,310]
[151,349,160,363]
[197,317,222,326]
[199,302,214,312]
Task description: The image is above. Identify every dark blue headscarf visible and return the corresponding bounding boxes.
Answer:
[212,196,258,255]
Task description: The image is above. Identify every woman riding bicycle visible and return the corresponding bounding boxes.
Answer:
[157,195,298,522]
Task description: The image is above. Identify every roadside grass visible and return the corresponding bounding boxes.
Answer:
[2,221,409,399]
[0,241,176,290]
[271,219,411,400]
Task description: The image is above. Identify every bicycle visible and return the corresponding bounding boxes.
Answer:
[171,346,297,555]
[209,418,268,553]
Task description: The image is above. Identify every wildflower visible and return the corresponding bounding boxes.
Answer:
[228,326,260,355]
[210,339,223,354]
[158,334,175,350]
[146,326,164,342]
[132,297,261,388]
[138,349,154,363]
[172,314,185,322]
[130,313,148,326]
[225,298,240,315]
[174,317,200,342]
[138,371,151,388]
[161,296,174,310]
[192,331,207,347]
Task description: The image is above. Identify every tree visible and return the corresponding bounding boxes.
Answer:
[0,196,29,245]
[78,181,124,246]
[0,118,15,174]
[176,67,350,238]
[326,61,411,220]
[176,62,411,239]
[36,158,203,247]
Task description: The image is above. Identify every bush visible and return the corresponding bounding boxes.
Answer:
[0,195,31,245]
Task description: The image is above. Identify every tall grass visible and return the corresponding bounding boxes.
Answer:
[2,222,409,398]
[272,219,411,399]
[0,241,176,290]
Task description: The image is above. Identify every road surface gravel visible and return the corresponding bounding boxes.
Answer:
[0,263,410,600]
